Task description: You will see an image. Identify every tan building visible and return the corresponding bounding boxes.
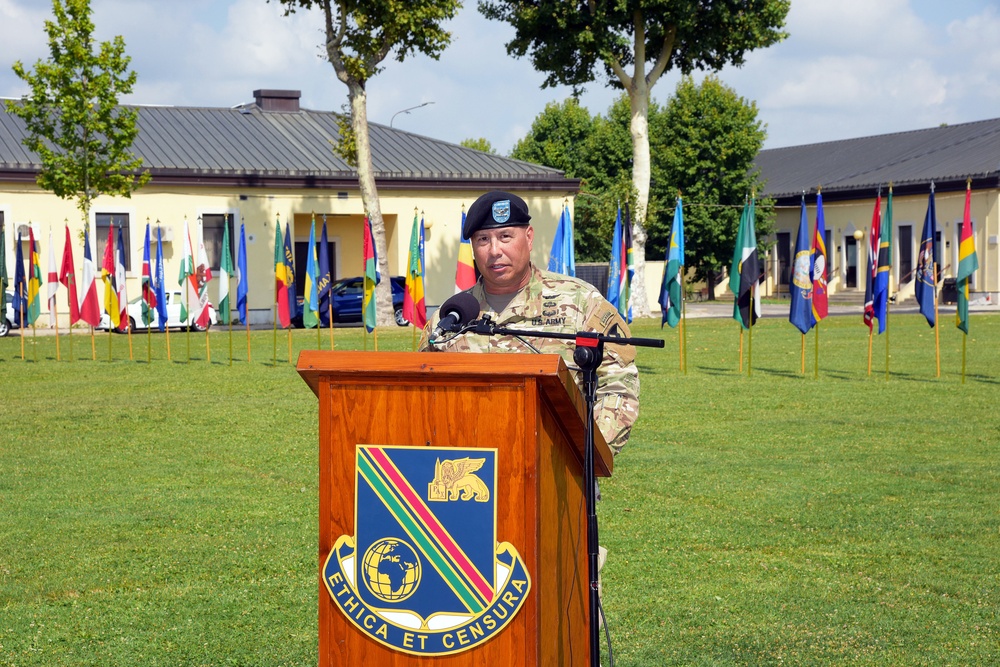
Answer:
[1,89,579,327]
[756,118,1000,305]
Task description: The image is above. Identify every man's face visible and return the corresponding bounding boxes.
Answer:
[471,226,534,294]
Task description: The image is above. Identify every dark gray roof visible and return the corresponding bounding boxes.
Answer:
[756,117,1000,200]
[0,102,574,190]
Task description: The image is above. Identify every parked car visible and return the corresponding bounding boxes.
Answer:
[1,290,15,337]
[293,276,409,327]
[98,291,218,332]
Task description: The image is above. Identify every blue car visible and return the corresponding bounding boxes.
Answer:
[294,276,409,327]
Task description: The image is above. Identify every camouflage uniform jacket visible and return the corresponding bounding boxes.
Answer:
[419,266,640,454]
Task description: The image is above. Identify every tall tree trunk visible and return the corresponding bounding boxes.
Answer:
[628,86,652,318]
[348,82,394,327]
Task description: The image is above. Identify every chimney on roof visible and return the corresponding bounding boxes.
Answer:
[253,89,300,113]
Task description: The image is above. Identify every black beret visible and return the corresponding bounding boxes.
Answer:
[462,191,531,239]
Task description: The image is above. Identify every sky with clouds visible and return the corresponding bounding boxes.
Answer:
[2,0,999,156]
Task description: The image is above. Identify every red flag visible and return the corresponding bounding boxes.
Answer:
[79,224,101,327]
[59,226,81,325]
[101,226,120,329]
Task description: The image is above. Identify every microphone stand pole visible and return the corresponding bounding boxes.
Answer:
[462,317,664,666]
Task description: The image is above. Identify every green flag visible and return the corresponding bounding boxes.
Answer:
[219,219,233,325]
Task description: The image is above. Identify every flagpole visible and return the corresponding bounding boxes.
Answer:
[90,325,95,361]
[165,323,171,362]
[272,302,278,366]
[747,285,754,377]
[867,328,873,376]
[961,333,967,385]
[108,318,113,362]
[328,302,334,350]
[679,267,686,373]
[186,279,191,364]
[287,328,292,365]
[54,314,60,362]
[933,261,940,378]
[246,320,251,362]
[68,316,72,362]
[228,319,233,366]
[814,323,819,379]
[801,334,805,375]
[884,300,891,381]
[147,317,151,364]
[32,321,37,362]
[206,326,211,364]
[738,328,743,373]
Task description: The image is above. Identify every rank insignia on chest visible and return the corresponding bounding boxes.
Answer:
[323,445,531,656]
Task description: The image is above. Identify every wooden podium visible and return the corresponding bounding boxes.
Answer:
[297,351,612,666]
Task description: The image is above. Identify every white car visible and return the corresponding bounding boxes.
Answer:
[99,291,218,332]
[1,290,15,337]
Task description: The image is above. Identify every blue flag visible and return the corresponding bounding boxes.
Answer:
[547,204,576,276]
[789,196,816,334]
[607,206,623,311]
[154,226,168,331]
[915,186,937,327]
[659,197,684,328]
[283,223,297,321]
[237,222,249,324]
[12,230,25,327]
[317,217,331,326]
[303,218,320,328]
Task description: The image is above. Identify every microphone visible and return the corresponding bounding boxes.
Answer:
[431,292,480,339]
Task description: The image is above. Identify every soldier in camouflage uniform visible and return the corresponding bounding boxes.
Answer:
[419,191,640,454]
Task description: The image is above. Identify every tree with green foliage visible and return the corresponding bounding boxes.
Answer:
[6,0,149,221]
[459,137,496,154]
[654,75,772,298]
[274,0,459,327]
[479,0,789,316]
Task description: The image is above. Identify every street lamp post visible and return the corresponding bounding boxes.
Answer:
[390,101,434,128]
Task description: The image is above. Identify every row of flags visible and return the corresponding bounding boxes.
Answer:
[1,219,242,333]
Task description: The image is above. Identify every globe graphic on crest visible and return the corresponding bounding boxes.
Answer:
[362,538,421,603]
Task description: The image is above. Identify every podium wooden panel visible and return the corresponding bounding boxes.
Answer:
[297,351,612,667]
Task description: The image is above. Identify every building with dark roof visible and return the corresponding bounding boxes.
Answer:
[756,118,998,305]
[1,89,580,325]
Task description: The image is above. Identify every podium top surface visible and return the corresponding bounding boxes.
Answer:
[297,350,612,476]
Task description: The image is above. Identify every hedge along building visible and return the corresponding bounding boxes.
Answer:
[0,89,579,327]
[755,117,1000,305]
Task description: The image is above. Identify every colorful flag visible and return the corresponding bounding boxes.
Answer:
[237,222,249,325]
[548,203,576,277]
[403,211,427,329]
[101,225,120,329]
[154,225,168,331]
[607,204,634,322]
[730,197,761,329]
[317,218,332,325]
[274,220,291,328]
[956,183,979,334]
[303,217,320,329]
[0,222,7,320]
[282,222,297,326]
[12,230,25,327]
[179,219,197,326]
[192,223,214,329]
[46,230,59,327]
[115,225,128,329]
[218,219,233,326]
[789,195,815,334]
[659,197,684,328]
[873,187,892,334]
[59,225,81,325]
[811,193,828,323]
[79,223,101,327]
[863,191,882,332]
[915,186,937,328]
[27,227,41,325]
[455,209,476,293]
[362,215,379,333]
[141,223,157,326]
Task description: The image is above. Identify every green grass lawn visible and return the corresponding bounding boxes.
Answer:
[1,312,998,666]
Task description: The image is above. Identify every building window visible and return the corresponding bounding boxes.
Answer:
[202,214,235,271]
[95,214,132,271]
